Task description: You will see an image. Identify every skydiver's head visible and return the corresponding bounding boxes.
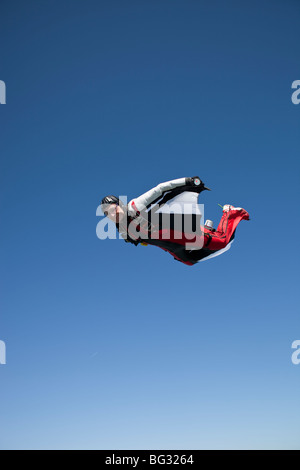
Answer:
[101,195,126,224]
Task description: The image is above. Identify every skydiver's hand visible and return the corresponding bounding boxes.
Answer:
[185,176,202,187]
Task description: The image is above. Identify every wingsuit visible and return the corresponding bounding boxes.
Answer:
[101,177,249,266]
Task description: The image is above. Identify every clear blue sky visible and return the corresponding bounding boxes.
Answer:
[0,0,299,450]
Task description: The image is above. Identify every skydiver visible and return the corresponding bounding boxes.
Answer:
[100,177,249,266]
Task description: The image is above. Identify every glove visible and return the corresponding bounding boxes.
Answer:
[185,176,202,187]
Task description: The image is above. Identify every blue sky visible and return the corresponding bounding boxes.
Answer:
[0,0,299,450]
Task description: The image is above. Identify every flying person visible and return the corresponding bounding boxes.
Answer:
[100,177,249,266]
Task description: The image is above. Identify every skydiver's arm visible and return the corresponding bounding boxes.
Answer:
[128,177,195,214]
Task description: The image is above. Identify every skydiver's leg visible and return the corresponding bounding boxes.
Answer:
[204,206,249,251]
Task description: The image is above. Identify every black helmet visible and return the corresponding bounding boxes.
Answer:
[101,195,120,216]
